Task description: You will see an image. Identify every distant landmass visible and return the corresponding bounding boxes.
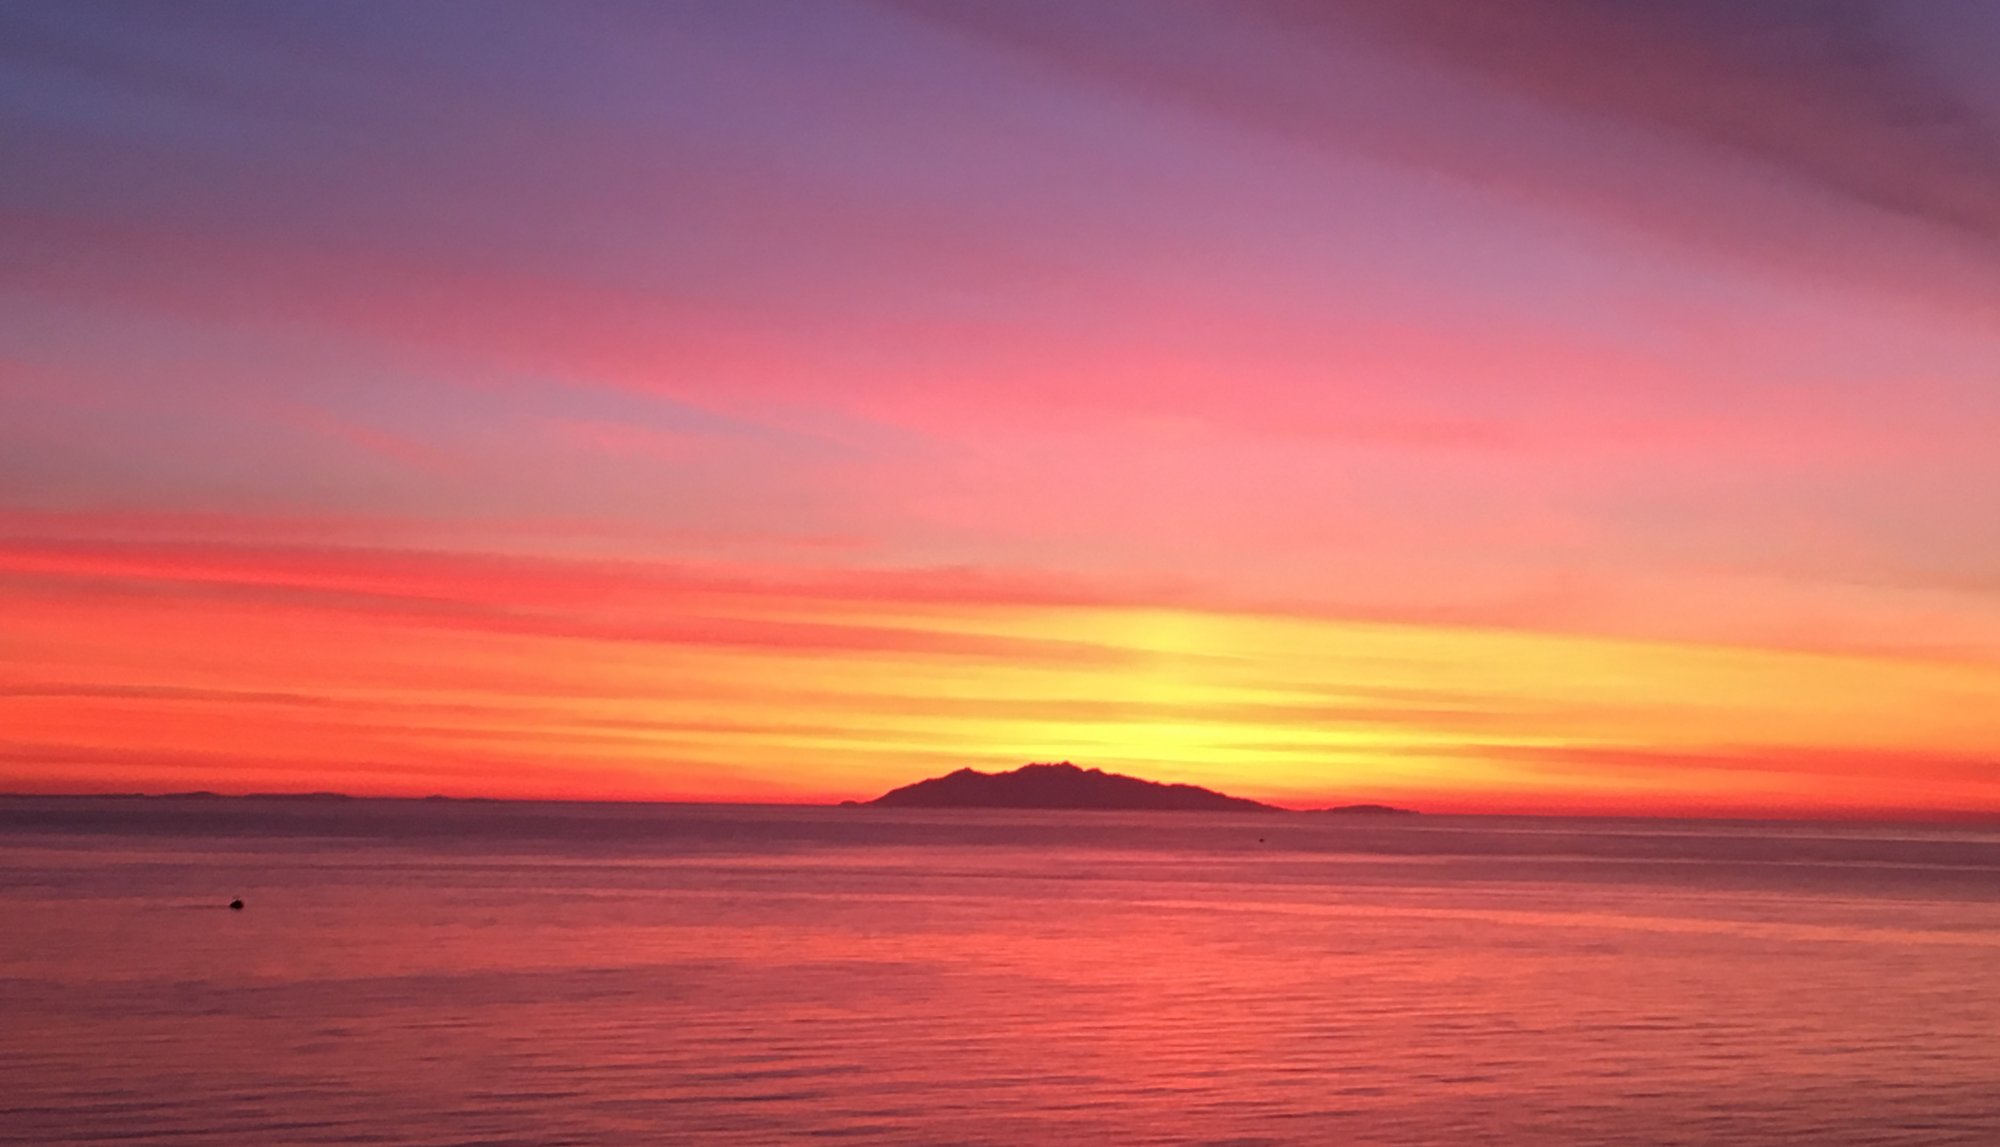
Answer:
[858,762,1417,814]
[17,791,462,802]
[2,774,1415,815]
[163,790,353,801]
[869,762,1275,811]
[1306,804,1419,816]
[859,761,1295,813]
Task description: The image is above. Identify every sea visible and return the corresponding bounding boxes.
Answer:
[3,797,1998,1146]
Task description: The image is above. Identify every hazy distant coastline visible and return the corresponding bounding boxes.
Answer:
[2,768,1417,815]
[3,791,488,803]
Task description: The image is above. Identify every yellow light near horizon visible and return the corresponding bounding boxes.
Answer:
[6,561,2000,813]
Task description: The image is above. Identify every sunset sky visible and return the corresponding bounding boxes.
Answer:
[6,1,2000,814]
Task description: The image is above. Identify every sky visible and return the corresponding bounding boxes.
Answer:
[5,0,2000,814]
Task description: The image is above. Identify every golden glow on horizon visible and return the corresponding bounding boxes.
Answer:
[4,542,1997,816]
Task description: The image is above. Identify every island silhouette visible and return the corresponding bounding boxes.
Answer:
[860,761,1415,814]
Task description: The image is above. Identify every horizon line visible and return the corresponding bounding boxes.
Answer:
[5,789,1999,826]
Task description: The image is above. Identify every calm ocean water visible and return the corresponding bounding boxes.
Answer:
[3,798,1999,1145]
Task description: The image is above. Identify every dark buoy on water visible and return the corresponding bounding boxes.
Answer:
[229,898,244,911]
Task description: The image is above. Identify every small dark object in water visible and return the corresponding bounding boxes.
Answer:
[229,899,244,911]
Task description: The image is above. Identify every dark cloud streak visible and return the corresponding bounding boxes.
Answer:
[1327,0,2000,247]
[907,0,2000,307]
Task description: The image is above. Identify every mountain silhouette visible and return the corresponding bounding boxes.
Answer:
[1305,804,1418,816]
[867,762,1280,812]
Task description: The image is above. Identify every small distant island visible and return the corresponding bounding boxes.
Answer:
[1305,804,1419,816]
[855,762,1416,815]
